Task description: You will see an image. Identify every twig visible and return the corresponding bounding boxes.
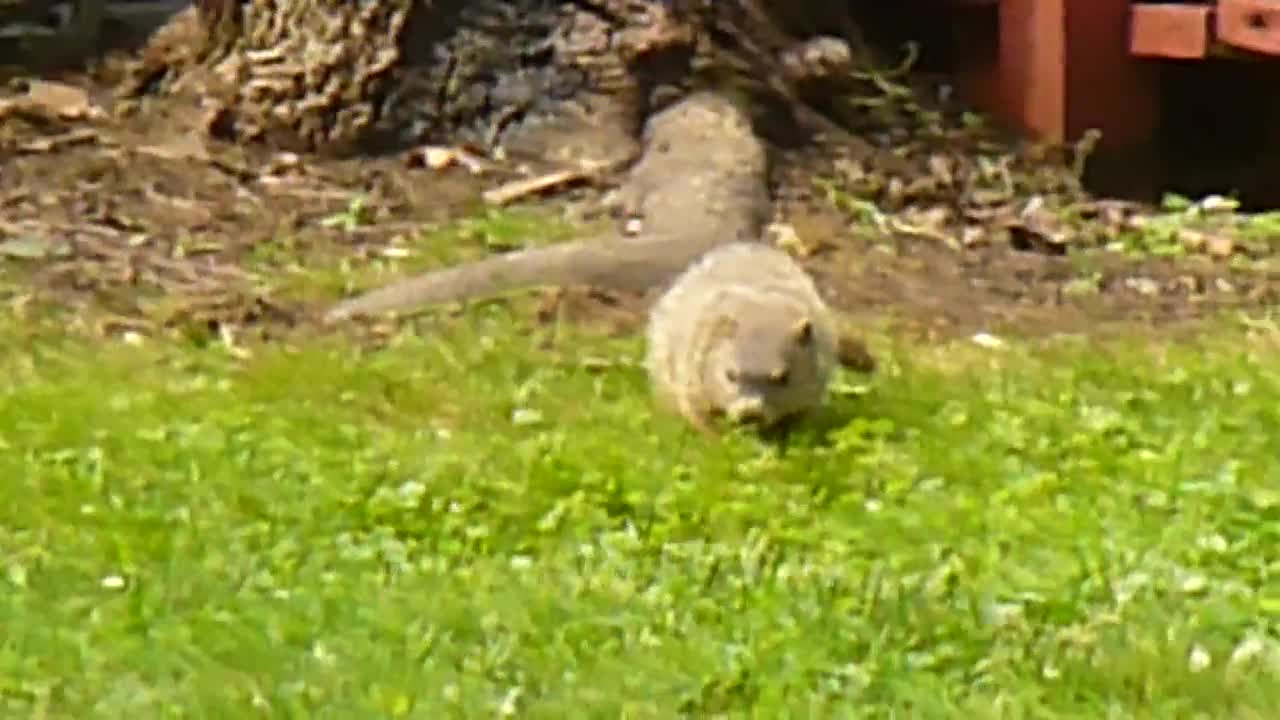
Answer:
[482,169,592,206]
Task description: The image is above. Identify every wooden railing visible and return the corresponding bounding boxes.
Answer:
[1131,0,1280,58]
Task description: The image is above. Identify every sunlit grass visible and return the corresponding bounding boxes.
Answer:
[2,303,1280,717]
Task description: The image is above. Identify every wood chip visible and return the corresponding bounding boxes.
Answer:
[482,169,590,206]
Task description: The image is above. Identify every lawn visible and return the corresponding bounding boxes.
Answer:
[2,302,1280,718]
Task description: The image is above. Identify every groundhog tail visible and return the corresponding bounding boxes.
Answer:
[321,238,612,324]
[322,232,724,324]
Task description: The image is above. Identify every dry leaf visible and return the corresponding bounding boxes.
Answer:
[23,80,105,120]
[0,236,53,259]
[134,134,211,162]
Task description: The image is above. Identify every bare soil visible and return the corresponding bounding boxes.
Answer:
[2,55,1279,350]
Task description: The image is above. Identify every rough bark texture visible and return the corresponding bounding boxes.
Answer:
[118,0,875,157]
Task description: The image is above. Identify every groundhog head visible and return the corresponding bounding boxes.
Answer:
[704,306,830,426]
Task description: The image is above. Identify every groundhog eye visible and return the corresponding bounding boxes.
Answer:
[724,367,739,383]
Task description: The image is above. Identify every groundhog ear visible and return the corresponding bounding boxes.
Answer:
[793,318,813,344]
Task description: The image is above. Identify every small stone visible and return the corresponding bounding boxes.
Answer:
[1205,234,1235,258]
[971,332,1004,349]
[1124,277,1160,296]
[511,408,543,426]
[1179,229,1206,253]
[1188,644,1212,673]
[422,146,457,170]
[1198,195,1239,214]
[1229,636,1266,666]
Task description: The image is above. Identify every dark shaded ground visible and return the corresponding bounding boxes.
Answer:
[2,51,1279,349]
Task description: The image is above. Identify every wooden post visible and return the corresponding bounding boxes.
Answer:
[1063,0,1161,147]
[997,0,1067,141]
[984,0,1161,147]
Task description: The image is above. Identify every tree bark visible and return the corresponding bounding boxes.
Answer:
[121,0,881,158]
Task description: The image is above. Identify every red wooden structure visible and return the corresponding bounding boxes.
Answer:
[945,0,1280,148]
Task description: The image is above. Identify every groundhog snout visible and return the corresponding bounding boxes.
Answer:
[726,396,770,424]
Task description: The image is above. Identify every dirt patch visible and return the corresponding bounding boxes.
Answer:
[0,58,498,335]
[539,197,1280,346]
[812,220,1280,342]
[1,39,1279,348]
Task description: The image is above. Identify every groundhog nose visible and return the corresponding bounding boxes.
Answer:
[728,397,767,423]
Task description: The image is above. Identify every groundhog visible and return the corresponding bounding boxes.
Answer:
[645,241,838,432]
[321,90,769,324]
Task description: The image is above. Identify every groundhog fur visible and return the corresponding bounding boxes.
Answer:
[645,241,838,432]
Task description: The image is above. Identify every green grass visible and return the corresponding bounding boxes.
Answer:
[4,306,1280,718]
[254,205,590,306]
